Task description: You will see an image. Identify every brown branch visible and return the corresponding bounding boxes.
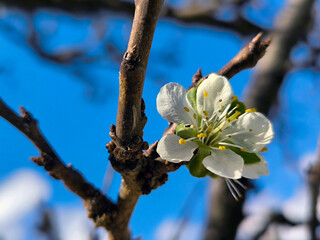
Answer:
[105,1,165,239]
[217,33,271,79]
[0,98,117,230]
[308,136,320,240]
[189,32,271,89]
[116,0,163,147]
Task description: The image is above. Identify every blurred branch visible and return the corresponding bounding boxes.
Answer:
[0,98,117,230]
[252,212,299,240]
[205,0,316,239]
[2,0,263,36]
[245,0,315,113]
[308,136,320,240]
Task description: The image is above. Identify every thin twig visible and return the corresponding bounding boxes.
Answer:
[217,32,271,79]
[0,98,117,229]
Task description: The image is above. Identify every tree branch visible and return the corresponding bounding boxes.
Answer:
[245,0,315,113]
[2,0,263,36]
[217,32,271,79]
[0,98,117,229]
[116,0,163,148]
[308,136,320,240]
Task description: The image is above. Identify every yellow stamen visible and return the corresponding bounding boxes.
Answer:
[219,146,226,151]
[232,95,238,101]
[260,147,268,152]
[236,104,240,108]
[203,110,208,116]
[228,111,241,122]
[240,148,247,152]
[184,107,190,112]
[179,139,187,145]
[193,113,197,119]
[249,129,253,132]
[197,133,203,138]
[203,91,208,98]
[221,105,224,109]
[245,108,257,113]
[228,135,232,138]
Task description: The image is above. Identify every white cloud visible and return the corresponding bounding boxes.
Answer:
[0,169,50,225]
[282,185,310,223]
[244,189,281,215]
[55,206,108,240]
[154,219,201,240]
[261,224,310,240]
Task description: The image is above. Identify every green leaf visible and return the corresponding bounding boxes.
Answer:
[187,147,211,178]
[230,147,261,165]
[186,87,197,111]
[176,124,197,139]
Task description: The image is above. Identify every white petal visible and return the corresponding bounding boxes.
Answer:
[224,112,274,152]
[202,149,244,179]
[196,73,233,117]
[157,83,197,125]
[156,134,198,163]
[242,155,269,179]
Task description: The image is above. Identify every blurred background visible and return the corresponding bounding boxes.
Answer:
[0,0,320,239]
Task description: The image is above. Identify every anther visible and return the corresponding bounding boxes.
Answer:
[219,99,222,102]
[203,91,208,98]
[179,139,187,145]
[245,108,257,113]
[232,95,238,101]
[219,146,226,151]
[193,113,197,119]
[203,110,208,116]
[228,135,232,138]
[221,105,224,109]
[197,133,203,138]
[184,107,190,112]
[260,147,268,152]
[240,148,247,152]
[249,129,253,132]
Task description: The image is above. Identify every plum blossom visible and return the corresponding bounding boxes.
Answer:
[156,73,274,199]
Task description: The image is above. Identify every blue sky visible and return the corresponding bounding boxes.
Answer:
[1,2,320,239]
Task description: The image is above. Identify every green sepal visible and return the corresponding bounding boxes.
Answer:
[186,87,197,111]
[230,147,261,165]
[187,147,211,178]
[176,124,197,139]
[230,99,246,115]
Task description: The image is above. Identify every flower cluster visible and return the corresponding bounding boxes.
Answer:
[156,73,274,199]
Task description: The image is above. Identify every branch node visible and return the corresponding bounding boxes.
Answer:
[123,45,140,70]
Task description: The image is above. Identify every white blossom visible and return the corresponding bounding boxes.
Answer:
[156,73,274,199]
